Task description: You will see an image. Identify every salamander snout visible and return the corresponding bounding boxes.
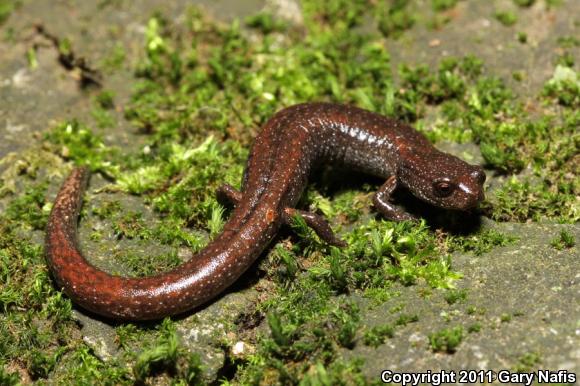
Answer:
[457,166,486,209]
[469,167,486,205]
[423,164,486,211]
[471,167,486,185]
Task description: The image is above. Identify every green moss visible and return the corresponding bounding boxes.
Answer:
[512,70,525,81]
[302,0,368,31]
[377,1,416,38]
[0,219,80,383]
[512,0,535,7]
[335,311,359,349]
[444,288,468,305]
[513,352,542,372]
[91,107,115,129]
[449,229,518,256]
[115,250,182,278]
[328,190,367,222]
[101,42,126,71]
[95,90,116,110]
[245,12,289,34]
[500,313,512,323]
[543,65,579,108]
[27,47,38,69]
[4,181,49,230]
[0,0,20,25]
[241,289,364,382]
[429,326,464,353]
[545,0,562,7]
[487,176,579,223]
[550,229,576,250]
[0,366,19,386]
[298,361,367,386]
[133,319,202,383]
[362,324,394,347]
[115,324,142,351]
[395,313,419,326]
[111,211,151,240]
[495,11,518,26]
[467,323,481,333]
[226,213,460,378]
[344,220,462,292]
[58,346,131,385]
[555,51,575,67]
[432,0,459,12]
[91,199,122,219]
[49,320,200,385]
[556,35,580,49]
[240,217,458,380]
[44,120,117,174]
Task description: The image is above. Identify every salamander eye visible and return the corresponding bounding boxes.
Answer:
[433,180,454,197]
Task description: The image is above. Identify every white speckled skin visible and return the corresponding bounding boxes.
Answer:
[45,102,485,320]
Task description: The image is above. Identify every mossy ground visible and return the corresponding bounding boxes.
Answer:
[0,0,578,384]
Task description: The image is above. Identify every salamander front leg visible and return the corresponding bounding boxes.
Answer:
[373,176,417,221]
[283,208,347,247]
[217,183,242,206]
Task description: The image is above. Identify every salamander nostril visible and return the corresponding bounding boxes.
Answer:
[471,168,486,184]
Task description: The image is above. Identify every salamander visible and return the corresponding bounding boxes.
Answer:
[45,102,486,320]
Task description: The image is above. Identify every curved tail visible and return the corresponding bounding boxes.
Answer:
[45,167,279,320]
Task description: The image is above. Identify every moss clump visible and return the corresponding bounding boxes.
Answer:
[0,220,83,383]
[513,352,542,372]
[542,65,579,108]
[449,229,518,256]
[396,313,419,326]
[495,11,518,26]
[362,324,394,347]
[429,326,464,353]
[4,182,49,230]
[377,1,416,38]
[487,176,579,223]
[550,229,576,250]
[513,0,536,6]
[245,12,289,34]
[432,0,459,12]
[0,0,20,25]
[43,120,116,174]
[239,216,462,382]
[467,323,482,333]
[132,319,202,384]
[444,288,468,305]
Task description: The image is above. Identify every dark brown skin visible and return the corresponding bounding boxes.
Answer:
[45,102,485,320]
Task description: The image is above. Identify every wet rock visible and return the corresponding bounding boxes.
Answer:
[342,221,579,376]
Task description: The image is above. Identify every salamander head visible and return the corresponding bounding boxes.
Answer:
[398,151,486,211]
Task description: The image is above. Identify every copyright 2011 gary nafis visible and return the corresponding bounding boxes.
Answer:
[380,369,576,385]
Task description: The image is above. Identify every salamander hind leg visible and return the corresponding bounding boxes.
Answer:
[217,184,242,206]
[283,208,347,247]
[373,176,417,222]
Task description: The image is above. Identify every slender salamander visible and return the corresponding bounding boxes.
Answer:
[45,102,486,320]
